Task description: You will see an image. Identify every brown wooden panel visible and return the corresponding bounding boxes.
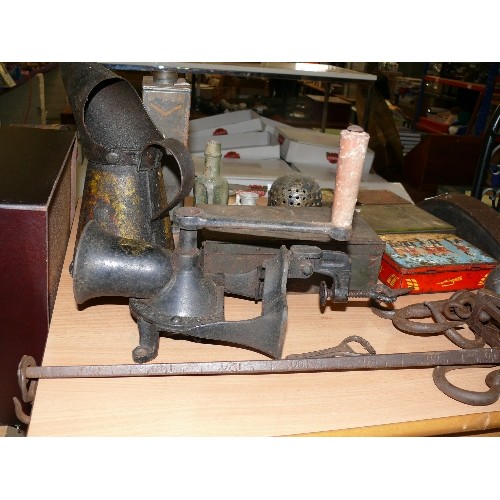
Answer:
[403,134,483,192]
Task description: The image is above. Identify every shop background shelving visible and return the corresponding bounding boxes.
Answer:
[413,62,499,136]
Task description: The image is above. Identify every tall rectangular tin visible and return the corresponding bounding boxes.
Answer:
[142,73,191,145]
[142,72,191,207]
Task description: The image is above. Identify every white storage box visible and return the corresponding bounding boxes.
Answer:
[274,126,375,175]
[190,131,280,160]
[259,116,293,135]
[292,161,413,202]
[291,161,383,189]
[188,118,263,146]
[189,109,260,134]
[193,157,295,186]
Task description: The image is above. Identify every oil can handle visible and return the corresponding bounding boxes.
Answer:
[150,137,195,217]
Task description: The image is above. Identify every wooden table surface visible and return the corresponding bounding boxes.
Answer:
[27,205,500,436]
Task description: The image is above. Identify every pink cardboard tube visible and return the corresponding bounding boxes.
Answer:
[331,125,370,228]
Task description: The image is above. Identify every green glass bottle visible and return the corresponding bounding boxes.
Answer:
[194,140,229,205]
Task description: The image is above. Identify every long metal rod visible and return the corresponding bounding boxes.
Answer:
[25,348,500,380]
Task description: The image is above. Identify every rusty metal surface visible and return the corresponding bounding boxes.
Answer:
[14,345,500,423]
[72,221,174,304]
[61,63,162,161]
[142,70,191,206]
[129,245,290,361]
[200,210,385,293]
[60,63,195,250]
[72,200,391,363]
[61,88,389,367]
[199,206,380,244]
[433,366,500,406]
[369,274,500,406]
[142,72,191,147]
[12,355,38,425]
[15,343,500,425]
[371,276,500,349]
[20,348,500,380]
[267,173,322,207]
[174,205,352,241]
[286,336,377,359]
[466,288,500,347]
[74,220,307,361]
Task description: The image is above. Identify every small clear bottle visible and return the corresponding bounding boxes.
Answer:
[194,140,229,205]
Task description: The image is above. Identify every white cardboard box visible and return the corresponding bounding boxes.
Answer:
[189,111,293,144]
[291,161,384,189]
[193,157,295,187]
[292,161,413,202]
[274,126,375,175]
[189,109,260,134]
[190,131,280,160]
[188,117,263,147]
[258,116,293,135]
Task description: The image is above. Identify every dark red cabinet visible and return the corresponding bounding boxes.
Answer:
[0,127,76,426]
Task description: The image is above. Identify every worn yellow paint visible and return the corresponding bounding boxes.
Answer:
[118,238,153,256]
[85,170,142,239]
[82,167,174,247]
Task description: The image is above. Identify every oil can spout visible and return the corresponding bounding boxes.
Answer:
[60,62,163,163]
[60,62,195,250]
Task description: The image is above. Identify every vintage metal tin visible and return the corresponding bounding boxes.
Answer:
[142,71,192,211]
[378,232,498,294]
[142,71,191,146]
[358,203,456,234]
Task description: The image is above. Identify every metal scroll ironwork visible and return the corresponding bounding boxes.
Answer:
[433,366,500,406]
[371,277,500,350]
